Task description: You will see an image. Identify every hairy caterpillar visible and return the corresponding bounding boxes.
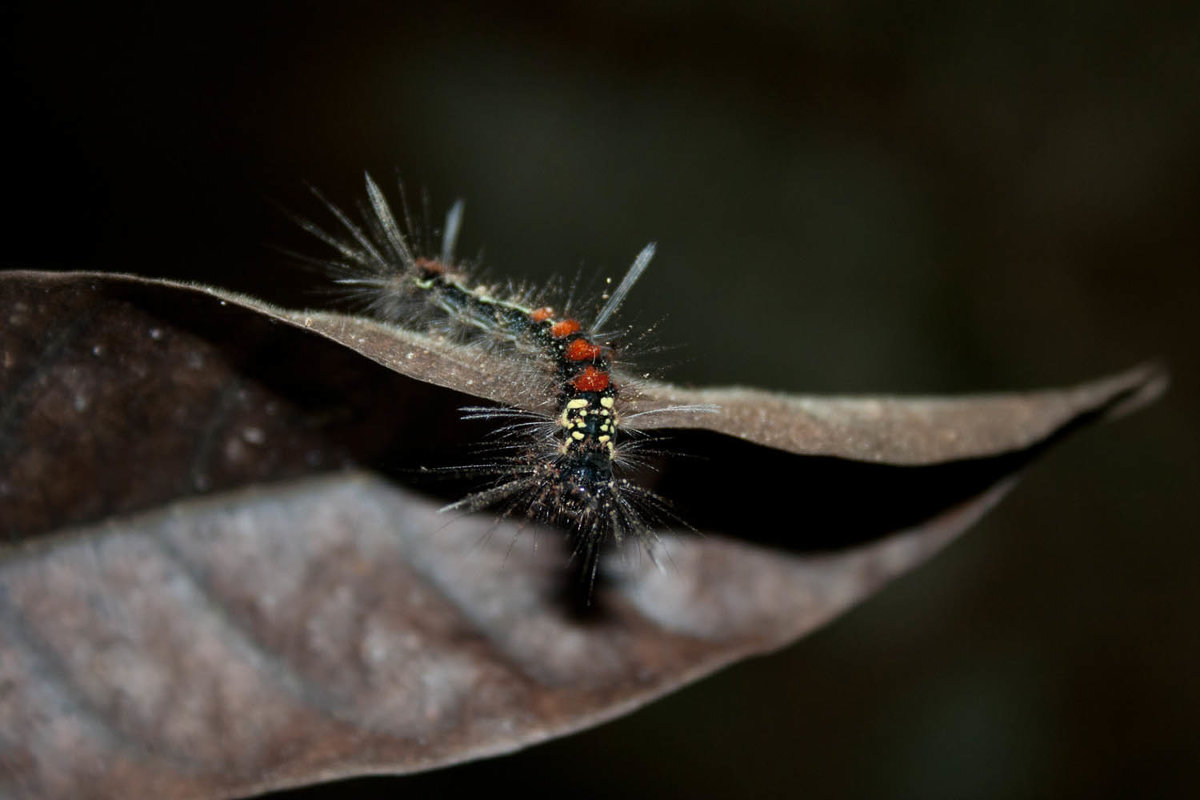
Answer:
[300,175,710,582]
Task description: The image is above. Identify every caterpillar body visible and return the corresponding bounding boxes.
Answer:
[302,174,704,580]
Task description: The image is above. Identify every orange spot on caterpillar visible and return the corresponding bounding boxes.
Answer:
[414,257,448,275]
[566,338,602,362]
[530,307,555,323]
[572,366,610,392]
[551,319,581,338]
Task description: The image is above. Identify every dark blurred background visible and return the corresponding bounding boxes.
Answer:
[3,2,1196,797]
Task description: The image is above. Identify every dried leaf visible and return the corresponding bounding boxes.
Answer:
[0,271,1165,799]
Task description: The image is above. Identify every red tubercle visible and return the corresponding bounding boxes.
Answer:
[571,366,611,392]
[413,257,448,274]
[566,338,603,362]
[530,307,555,323]
[550,319,582,338]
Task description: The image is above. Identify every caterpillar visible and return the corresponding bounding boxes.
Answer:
[299,174,708,582]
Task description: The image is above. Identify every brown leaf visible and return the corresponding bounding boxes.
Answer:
[0,270,1165,799]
